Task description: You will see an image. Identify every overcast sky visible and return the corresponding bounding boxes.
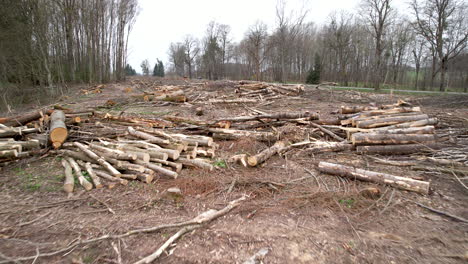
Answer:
[127,0,407,73]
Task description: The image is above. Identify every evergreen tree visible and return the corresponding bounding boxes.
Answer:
[124,64,136,76]
[306,54,321,84]
[157,60,165,77]
[152,62,158,76]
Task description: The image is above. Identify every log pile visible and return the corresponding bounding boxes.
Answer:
[235,81,305,98]
[339,104,440,155]
[57,126,217,192]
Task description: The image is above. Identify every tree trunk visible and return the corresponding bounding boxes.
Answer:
[351,133,436,145]
[247,141,286,167]
[61,159,74,193]
[356,143,439,155]
[317,161,429,194]
[355,114,429,128]
[49,110,68,149]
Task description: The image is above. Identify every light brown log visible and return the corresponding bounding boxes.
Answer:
[84,162,103,189]
[373,118,438,130]
[49,110,68,149]
[356,143,439,155]
[0,127,41,138]
[92,152,146,173]
[303,141,354,154]
[0,110,44,126]
[178,157,214,171]
[1,140,40,150]
[313,118,341,125]
[171,134,213,147]
[357,107,421,117]
[74,142,122,177]
[216,111,319,122]
[133,159,178,179]
[0,150,18,158]
[61,159,74,193]
[309,122,346,141]
[128,127,170,145]
[67,157,93,191]
[351,111,423,126]
[209,98,258,104]
[372,126,435,134]
[116,145,162,161]
[59,149,95,164]
[341,105,378,114]
[0,144,22,152]
[120,174,138,180]
[247,141,286,167]
[195,149,215,158]
[136,174,154,183]
[317,161,429,194]
[210,128,278,142]
[94,170,128,185]
[89,144,137,161]
[356,114,429,128]
[150,158,183,173]
[351,133,437,145]
[149,147,180,160]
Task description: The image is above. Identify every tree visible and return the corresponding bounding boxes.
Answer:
[125,64,137,76]
[168,42,186,76]
[244,21,270,81]
[360,0,394,90]
[306,54,321,84]
[411,0,468,91]
[183,35,199,79]
[140,59,150,76]
[157,60,165,77]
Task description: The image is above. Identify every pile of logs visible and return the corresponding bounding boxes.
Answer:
[0,126,41,161]
[339,105,439,155]
[137,85,187,103]
[235,81,305,99]
[58,126,216,193]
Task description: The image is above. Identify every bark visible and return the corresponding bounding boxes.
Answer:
[94,170,128,185]
[341,106,378,114]
[74,142,121,177]
[373,118,438,130]
[150,158,183,173]
[303,141,354,154]
[0,127,41,138]
[67,157,93,191]
[128,127,170,145]
[0,150,18,158]
[84,162,103,189]
[317,161,429,194]
[0,110,44,127]
[61,159,74,193]
[89,144,137,161]
[210,128,278,142]
[177,157,214,171]
[372,126,435,134]
[133,159,178,179]
[216,111,319,122]
[247,141,286,167]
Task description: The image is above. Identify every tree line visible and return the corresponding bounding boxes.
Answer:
[166,0,467,92]
[0,0,138,110]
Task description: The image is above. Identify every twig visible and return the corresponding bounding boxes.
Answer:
[451,171,468,191]
[90,194,116,214]
[0,196,246,264]
[16,211,51,227]
[309,122,346,141]
[414,202,468,223]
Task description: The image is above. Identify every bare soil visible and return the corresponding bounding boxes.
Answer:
[0,77,467,264]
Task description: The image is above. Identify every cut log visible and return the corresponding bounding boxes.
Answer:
[351,111,424,126]
[351,133,437,145]
[67,157,93,191]
[170,134,213,147]
[0,127,41,138]
[372,126,435,134]
[49,110,68,149]
[355,114,429,128]
[61,159,74,193]
[128,127,170,145]
[0,110,44,126]
[209,98,258,104]
[150,158,183,173]
[120,174,138,180]
[356,143,439,155]
[0,140,40,150]
[357,107,421,117]
[0,150,18,158]
[303,141,354,154]
[247,141,286,167]
[74,142,122,177]
[84,162,103,189]
[0,144,22,152]
[133,159,178,179]
[178,157,214,171]
[89,144,137,161]
[136,173,154,183]
[373,118,438,130]
[59,149,95,164]
[94,170,128,185]
[116,145,163,161]
[317,161,429,194]
[341,106,378,114]
[309,122,346,141]
[210,128,278,142]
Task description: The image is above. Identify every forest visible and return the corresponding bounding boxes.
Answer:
[162,0,468,92]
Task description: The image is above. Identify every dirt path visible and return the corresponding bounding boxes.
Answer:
[0,78,467,263]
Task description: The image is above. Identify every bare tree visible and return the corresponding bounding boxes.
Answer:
[140,59,150,76]
[183,35,199,79]
[243,22,270,81]
[411,0,468,91]
[360,0,393,90]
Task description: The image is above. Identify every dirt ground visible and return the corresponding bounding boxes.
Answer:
[0,77,467,264]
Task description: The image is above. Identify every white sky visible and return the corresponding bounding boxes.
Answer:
[127,0,407,73]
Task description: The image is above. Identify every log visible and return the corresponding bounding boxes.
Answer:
[372,125,435,135]
[0,144,21,152]
[120,174,138,180]
[0,150,18,158]
[351,133,437,145]
[317,161,430,194]
[150,158,183,173]
[67,157,93,191]
[247,141,286,167]
[356,107,421,117]
[49,110,68,149]
[89,144,137,161]
[116,145,162,161]
[351,111,424,126]
[0,110,44,126]
[84,162,103,189]
[356,143,439,155]
[210,128,278,142]
[355,114,429,128]
[309,122,346,141]
[341,106,378,114]
[170,134,213,147]
[0,127,41,138]
[94,170,128,185]
[74,142,122,177]
[136,173,154,183]
[133,159,178,179]
[209,98,258,104]
[216,111,319,122]
[128,127,170,145]
[178,157,214,171]
[59,149,95,164]
[61,159,74,193]
[373,118,438,130]
[303,141,354,154]
[0,140,40,150]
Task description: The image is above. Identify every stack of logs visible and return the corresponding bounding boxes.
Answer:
[137,85,187,103]
[340,105,439,154]
[0,125,41,161]
[235,81,304,100]
[58,126,216,193]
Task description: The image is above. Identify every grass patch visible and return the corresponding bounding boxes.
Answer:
[213,160,227,168]
[339,198,356,208]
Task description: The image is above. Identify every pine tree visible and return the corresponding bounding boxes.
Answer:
[152,62,158,76]
[306,54,321,84]
[124,64,136,76]
[157,59,165,77]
